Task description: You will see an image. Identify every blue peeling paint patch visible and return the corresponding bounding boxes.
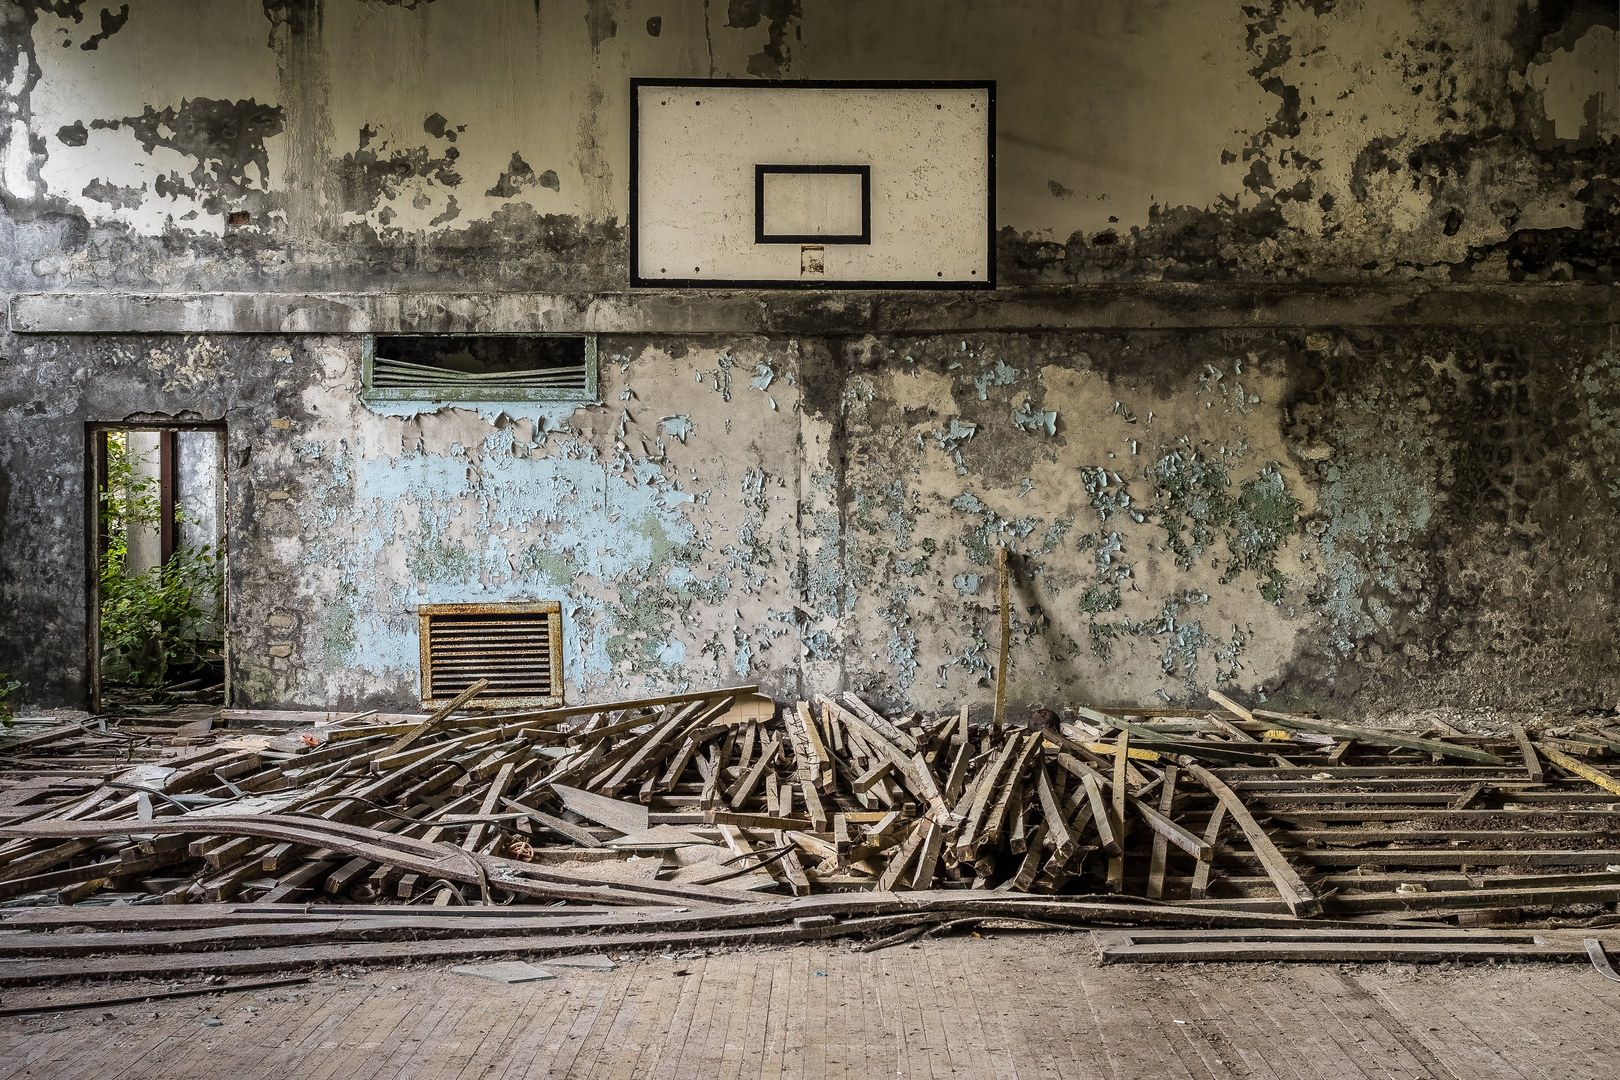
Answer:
[291,423,712,696]
[973,361,1019,401]
[1012,401,1058,436]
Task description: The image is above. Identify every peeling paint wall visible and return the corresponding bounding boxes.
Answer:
[1,1,1616,716]
[3,1,1614,290]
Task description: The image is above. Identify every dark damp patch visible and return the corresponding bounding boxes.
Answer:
[1504,0,1618,72]
[335,126,465,215]
[153,171,198,200]
[24,1,90,21]
[1242,160,1274,195]
[80,176,143,209]
[1047,179,1076,199]
[259,1,314,39]
[80,98,282,215]
[1349,137,1403,202]
[486,152,559,198]
[427,194,460,227]
[725,0,800,79]
[423,113,464,142]
[585,0,616,49]
[78,3,128,50]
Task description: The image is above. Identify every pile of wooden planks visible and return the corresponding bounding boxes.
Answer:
[1,686,1618,972]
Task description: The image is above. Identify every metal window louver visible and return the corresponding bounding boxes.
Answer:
[363,335,597,403]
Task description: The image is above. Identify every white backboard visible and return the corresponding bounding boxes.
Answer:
[631,81,995,289]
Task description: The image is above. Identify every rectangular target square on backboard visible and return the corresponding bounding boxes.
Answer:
[631,79,994,289]
[755,165,870,244]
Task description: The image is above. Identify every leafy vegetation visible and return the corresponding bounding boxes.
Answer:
[0,673,19,727]
[100,434,222,688]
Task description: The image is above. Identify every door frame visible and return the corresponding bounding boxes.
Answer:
[85,421,229,714]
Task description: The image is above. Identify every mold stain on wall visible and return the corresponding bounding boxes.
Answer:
[0,1,1615,717]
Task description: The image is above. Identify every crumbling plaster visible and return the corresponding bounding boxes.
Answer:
[1,0,1614,290]
[0,0,1616,717]
[3,322,1616,715]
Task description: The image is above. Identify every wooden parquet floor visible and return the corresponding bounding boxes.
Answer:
[2,932,1618,1079]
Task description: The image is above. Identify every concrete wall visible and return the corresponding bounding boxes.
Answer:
[119,431,162,577]
[1,1,1616,715]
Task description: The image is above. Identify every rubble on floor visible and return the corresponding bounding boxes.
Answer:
[1,684,1618,976]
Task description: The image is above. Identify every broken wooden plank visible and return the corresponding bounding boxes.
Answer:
[550,784,650,835]
[726,733,782,810]
[1189,804,1228,900]
[1182,761,1322,917]
[1146,764,1178,900]
[799,781,829,833]
[1034,764,1077,863]
[876,819,932,892]
[910,821,944,890]
[1207,689,1255,723]
[774,831,811,896]
[1250,710,1506,765]
[993,546,1011,733]
[1535,743,1620,796]
[1080,772,1120,856]
[378,678,491,759]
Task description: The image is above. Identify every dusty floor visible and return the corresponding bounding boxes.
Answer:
[1,932,1617,1079]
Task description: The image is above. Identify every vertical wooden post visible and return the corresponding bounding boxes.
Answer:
[993,545,1010,734]
[94,431,110,563]
[158,429,178,565]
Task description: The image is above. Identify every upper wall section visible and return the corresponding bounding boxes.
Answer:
[1,0,1615,295]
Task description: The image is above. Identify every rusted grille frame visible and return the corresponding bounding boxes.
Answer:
[417,601,564,709]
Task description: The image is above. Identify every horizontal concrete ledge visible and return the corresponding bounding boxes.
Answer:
[6,283,1616,335]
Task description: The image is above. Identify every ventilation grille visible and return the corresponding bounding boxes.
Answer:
[418,602,564,708]
[372,356,590,394]
[365,335,597,402]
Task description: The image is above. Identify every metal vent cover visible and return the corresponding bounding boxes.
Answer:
[363,335,597,403]
[417,601,564,708]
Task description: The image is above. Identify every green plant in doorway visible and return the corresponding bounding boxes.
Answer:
[0,673,20,728]
[99,434,223,688]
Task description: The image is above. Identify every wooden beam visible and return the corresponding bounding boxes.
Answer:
[1189,804,1227,900]
[725,734,782,809]
[993,546,1011,734]
[1512,723,1544,784]
[910,822,944,890]
[380,678,491,758]
[1534,743,1620,796]
[1146,764,1178,900]
[1251,710,1506,765]
[876,819,931,892]
[1035,764,1077,862]
[1182,761,1321,917]
[774,831,811,896]
[1206,689,1254,723]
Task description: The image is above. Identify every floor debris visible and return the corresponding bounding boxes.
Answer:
[1,687,1617,974]
[448,960,556,983]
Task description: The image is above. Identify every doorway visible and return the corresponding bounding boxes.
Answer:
[89,424,228,714]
